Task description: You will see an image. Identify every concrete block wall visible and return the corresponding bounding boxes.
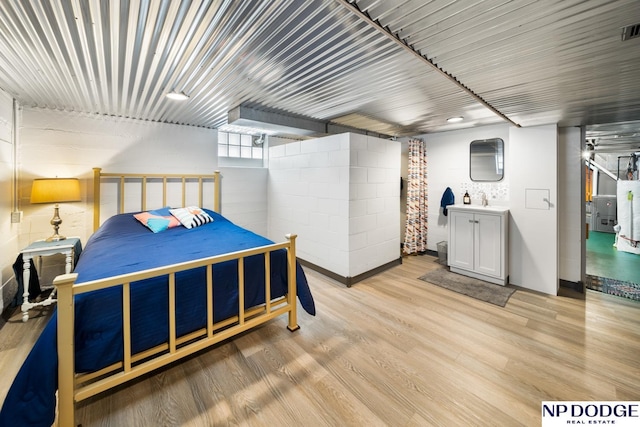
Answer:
[16,109,272,240]
[268,134,351,276]
[268,132,400,279]
[18,108,220,247]
[218,166,268,236]
[0,90,19,309]
[348,133,401,277]
[0,107,271,312]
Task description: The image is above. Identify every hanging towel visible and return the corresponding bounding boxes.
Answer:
[440,187,455,216]
[11,253,41,307]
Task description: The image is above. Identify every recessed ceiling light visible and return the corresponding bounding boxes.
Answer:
[447,116,464,123]
[166,91,189,101]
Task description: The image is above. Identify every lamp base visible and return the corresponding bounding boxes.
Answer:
[48,204,66,242]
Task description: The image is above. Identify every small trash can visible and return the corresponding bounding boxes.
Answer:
[436,241,448,264]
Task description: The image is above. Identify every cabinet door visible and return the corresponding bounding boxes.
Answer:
[474,213,502,277]
[448,210,475,270]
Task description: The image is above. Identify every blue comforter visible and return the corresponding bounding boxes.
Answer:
[0,210,315,427]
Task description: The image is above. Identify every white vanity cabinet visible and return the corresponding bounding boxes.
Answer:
[447,205,509,285]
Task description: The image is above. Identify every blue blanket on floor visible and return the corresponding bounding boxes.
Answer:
[0,210,315,427]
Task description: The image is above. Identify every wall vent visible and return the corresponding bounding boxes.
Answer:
[621,23,640,41]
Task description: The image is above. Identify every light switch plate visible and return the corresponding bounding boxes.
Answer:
[11,211,22,223]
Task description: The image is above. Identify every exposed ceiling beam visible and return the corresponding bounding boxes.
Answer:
[587,159,618,181]
[228,105,394,138]
[228,105,327,136]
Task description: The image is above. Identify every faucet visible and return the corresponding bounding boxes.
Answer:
[481,192,488,207]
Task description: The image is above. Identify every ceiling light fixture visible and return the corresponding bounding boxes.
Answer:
[447,116,464,123]
[583,142,595,160]
[166,91,189,101]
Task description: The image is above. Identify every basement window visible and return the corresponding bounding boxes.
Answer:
[218,131,263,159]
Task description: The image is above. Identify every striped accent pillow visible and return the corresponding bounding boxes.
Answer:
[169,206,214,229]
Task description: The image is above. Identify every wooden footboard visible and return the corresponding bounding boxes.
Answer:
[54,234,298,427]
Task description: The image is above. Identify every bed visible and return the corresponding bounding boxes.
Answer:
[0,169,315,427]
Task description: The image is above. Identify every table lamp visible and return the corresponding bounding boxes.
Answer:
[30,178,81,242]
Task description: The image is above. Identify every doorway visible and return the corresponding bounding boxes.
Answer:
[585,121,640,301]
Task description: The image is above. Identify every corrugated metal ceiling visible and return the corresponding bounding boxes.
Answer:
[0,0,639,139]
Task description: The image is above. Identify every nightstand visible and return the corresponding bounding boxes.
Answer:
[20,237,82,322]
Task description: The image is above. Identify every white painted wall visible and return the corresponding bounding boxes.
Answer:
[1,104,579,308]
[399,137,409,244]
[17,108,271,239]
[218,166,268,236]
[268,132,400,278]
[0,108,269,311]
[508,124,558,294]
[423,124,511,252]
[349,133,401,277]
[17,108,219,248]
[0,90,19,308]
[420,123,561,295]
[268,134,351,275]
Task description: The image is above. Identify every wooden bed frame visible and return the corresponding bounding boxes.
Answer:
[54,168,300,426]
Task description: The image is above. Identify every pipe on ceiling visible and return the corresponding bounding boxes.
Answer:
[335,0,521,129]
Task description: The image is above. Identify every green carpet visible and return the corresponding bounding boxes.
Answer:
[586,231,640,284]
[586,231,640,301]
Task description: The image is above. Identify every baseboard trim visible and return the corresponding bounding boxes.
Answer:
[298,257,403,287]
[560,279,584,293]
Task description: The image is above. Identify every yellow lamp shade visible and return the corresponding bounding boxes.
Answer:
[30,178,81,241]
[30,178,81,204]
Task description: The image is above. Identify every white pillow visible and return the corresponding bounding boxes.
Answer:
[169,206,214,229]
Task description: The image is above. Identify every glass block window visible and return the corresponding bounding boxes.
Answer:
[218,131,263,159]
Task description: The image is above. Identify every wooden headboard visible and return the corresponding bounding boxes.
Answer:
[92,168,221,231]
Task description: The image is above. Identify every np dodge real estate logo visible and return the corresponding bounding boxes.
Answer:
[542,401,640,426]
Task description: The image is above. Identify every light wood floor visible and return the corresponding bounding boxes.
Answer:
[1,255,639,426]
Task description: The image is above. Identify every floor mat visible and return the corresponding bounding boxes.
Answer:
[586,275,640,301]
[418,268,516,307]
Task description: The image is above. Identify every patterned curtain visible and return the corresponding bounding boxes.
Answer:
[403,138,428,255]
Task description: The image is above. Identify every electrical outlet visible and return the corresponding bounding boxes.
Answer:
[11,211,22,223]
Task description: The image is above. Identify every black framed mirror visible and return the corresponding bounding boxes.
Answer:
[470,138,504,181]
